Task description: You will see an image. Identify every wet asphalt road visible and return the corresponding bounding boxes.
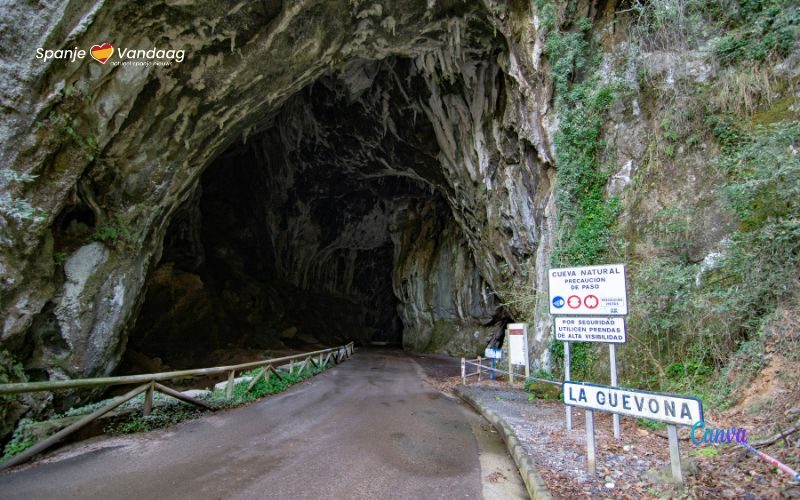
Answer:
[0,350,525,499]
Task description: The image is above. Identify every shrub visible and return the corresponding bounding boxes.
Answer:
[0,168,46,224]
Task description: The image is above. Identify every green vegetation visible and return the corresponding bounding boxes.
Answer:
[540,5,621,268]
[630,0,799,64]
[209,364,327,409]
[713,0,799,66]
[0,168,46,224]
[627,122,799,404]
[1,426,34,461]
[0,349,26,385]
[547,337,595,381]
[519,0,800,407]
[45,85,100,163]
[104,405,207,435]
[690,447,721,458]
[531,0,623,380]
[523,373,561,400]
[92,215,136,248]
[636,418,667,432]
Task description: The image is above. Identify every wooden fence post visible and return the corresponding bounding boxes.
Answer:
[246,367,266,392]
[143,381,155,416]
[477,356,482,382]
[226,370,235,400]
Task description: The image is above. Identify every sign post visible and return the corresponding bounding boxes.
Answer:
[585,409,596,475]
[610,344,620,439]
[484,347,502,381]
[564,341,572,430]
[668,424,683,483]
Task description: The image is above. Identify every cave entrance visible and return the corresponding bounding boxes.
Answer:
[123,58,481,370]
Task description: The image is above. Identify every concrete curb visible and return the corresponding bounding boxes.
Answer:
[455,386,553,500]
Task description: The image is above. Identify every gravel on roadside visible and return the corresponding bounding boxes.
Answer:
[456,382,688,498]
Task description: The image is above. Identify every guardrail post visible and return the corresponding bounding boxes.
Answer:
[319,353,324,368]
[461,357,466,385]
[477,356,482,382]
[226,370,235,400]
[143,381,155,416]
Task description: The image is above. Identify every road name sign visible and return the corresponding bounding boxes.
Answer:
[563,381,703,427]
[554,316,626,343]
[549,264,627,316]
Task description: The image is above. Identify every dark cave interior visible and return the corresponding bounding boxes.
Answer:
[122,58,461,370]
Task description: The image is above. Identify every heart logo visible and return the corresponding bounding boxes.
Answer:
[90,43,114,64]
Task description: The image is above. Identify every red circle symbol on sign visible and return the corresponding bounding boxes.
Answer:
[567,295,582,308]
[584,295,599,309]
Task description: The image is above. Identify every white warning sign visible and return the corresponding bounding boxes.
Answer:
[554,316,626,344]
[507,323,529,367]
[549,264,627,316]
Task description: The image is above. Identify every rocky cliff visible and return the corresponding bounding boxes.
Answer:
[0,0,798,434]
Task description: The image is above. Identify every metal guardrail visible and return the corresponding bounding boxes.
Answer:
[0,342,354,470]
[461,357,562,387]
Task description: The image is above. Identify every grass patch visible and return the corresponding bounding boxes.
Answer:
[690,447,720,458]
[523,375,562,401]
[636,418,667,432]
[1,425,34,462]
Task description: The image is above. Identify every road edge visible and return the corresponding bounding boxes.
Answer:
[455,385,553,500]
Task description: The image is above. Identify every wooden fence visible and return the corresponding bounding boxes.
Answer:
[0,342,354,470]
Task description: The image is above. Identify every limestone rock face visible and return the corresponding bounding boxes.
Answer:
[0,0,759,429]
[0,0,551,390]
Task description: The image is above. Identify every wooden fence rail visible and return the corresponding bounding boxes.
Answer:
[0,343,354,395]
[0,342,354,470]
